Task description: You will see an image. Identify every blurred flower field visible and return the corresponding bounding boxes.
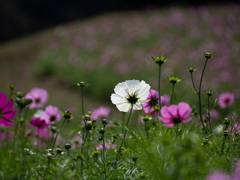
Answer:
[1,4,240,180]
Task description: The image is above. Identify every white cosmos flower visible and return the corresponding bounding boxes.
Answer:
[111,80,151,112]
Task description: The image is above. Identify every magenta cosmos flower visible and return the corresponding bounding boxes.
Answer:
[30,117,49,134]
[158,102,192,127]
[41,105,61,124]
[0,92,17,127]
[25,88,48,109]
[218,92,234,109]
[142,89,170,115]
[91,106,111,120]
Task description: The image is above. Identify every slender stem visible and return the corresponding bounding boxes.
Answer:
[221,136,227,155]
[190,73,198,93]
[158,65,162,110]
[144,121,149,142]
[24,153,31,180]
[176,124,178,138]
[37,128,40,149]
[52,118,66,150]
[207,96,212,134]
[102,131,106,177]
[170,84,175,104]
[81,129,88,174]
[116,104,133,161]
[198,58,208,134]
[81,87,84,116]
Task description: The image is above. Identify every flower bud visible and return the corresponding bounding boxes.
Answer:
[168,75,181,84]
[75,153,83,159]
[132,156,138,162]
[92,151,100,160]
[47,153,53,159]
[62,109,72,120]
[102,119,108,125]
[77,81,87,87]
[84,114,91,121]
[188,67,196,73]
[50,126,57,133]
[25,99,33,106]
[142,115,152,122]
[99,127,105,134]
[223,118,230,126]
[153,106,160,112]
[65,143,71,150]
[223,130,229,137]
[85,121,92,130]
[202,139,209,145]
[15,92,25,98]
[9,84,15,91]
[98,136,103,141]
[87,111,92,115]
[24,148,30,155]
[152,54,167,66]
[56,148,62,154]
[204,52,214,59]
[205,90,214,96]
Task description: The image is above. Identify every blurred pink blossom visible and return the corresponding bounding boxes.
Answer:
[41,105,62,124]
[25,88,48,109]
[218,92,234,109]
[91,106,111,120]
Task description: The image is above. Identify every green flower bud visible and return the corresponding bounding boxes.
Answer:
[62,110,72,120]
[75,153,83,159]
[98,136,103,141]
[223,118,230,126]
[202,139,209,145]
[168,75,181,84]
[223,130,229,137]
[152,54,167,65]
[77,81,88,87]
[92,151,100,160]
[65,143,71,150]
[50,126,57,133]
[9,84,15,91]
[132,156,138,162]
[47,153,53,159]
[205,90,214,96]
[141,115,152,122]
[99,127,105,134]
[87,111,92,115]
[102,119,108,125]
[85,121,92,130]
[188,67,196,73]
[204,52,214,59]
[15,92,25,98]
[153,106,160,112]
[56,148,62,154]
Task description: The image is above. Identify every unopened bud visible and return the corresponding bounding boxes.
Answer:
[65,143,71,150]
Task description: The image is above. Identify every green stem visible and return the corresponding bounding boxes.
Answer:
[170,84,175,104]
[81,87,84,116]
[144,121,149,143]
[190,72,198,93]
[52,118,66,150]
[102,131,106,178]
[207,96,212,134]
[116,104,133,161]
[176,124,178,138]
[81,129,88,174]
[221,136,227,155]
[198,58,208,134]
[158,65,162,110]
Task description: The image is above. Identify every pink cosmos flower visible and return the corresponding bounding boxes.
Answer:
[218,92,234,109]
[25,88,48,109]
[30,117,49,135]
[0,92,17,128]
[41,105,62,124]
[0,131,14,141]
[158,102,192,127]
[91,106,111,120]
[143,90,170,115]
[96,142,116,151]
[206,160,240,180]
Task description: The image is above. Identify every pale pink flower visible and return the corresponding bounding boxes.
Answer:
[91,106,111,120]
[96,142,116,151]
[218,92,234,109]
[25,88,48,109]
[41,105,62,124]
[158,102,192,127]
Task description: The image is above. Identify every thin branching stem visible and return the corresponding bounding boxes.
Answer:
[198,58,208,134]
[190,72,198,93]
[81,86,85,117]
[170,84,175,104]
[158,64,162,110]
[116,104,133,161]
[52,118,66,150]
[207,96,212,134]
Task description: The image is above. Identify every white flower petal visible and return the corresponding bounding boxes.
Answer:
[138,99,149,104]
[114,82,128,97]
[111,94,127,104]
[138,80,151,100]
[115,103,131,112]
[124,80,140,95]
[133,103,142,110]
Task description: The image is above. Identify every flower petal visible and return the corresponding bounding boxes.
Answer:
[115,103,131,112]
[162,123,175,127]
[0,93,8,110]
[158,116,172,123]
[111,94,127,104]
[3,110,17,120]
[137,81,151,100]
[160,106,173,119]
[2,99,14,113]
[167,105,178,117]
[181,117,192,123]
[0,118,14,127]
[178,102,192,118]
[133,103,142,110]
[114,82,129,97]
[124,80,140,95]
